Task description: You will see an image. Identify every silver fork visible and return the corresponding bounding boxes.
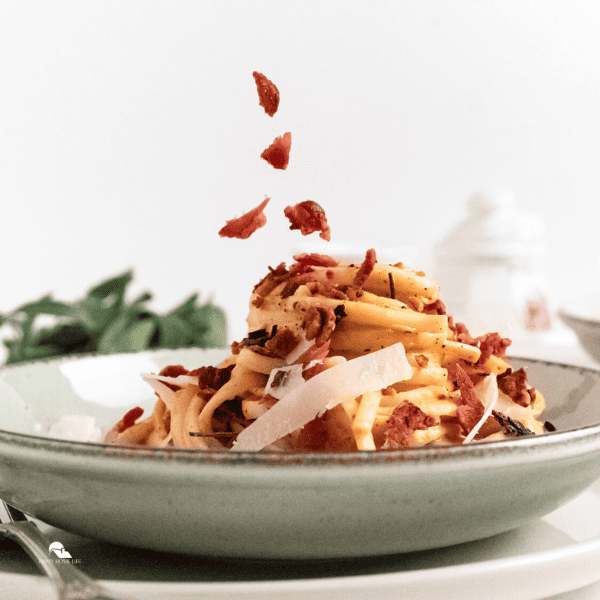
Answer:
[0,501,132,600]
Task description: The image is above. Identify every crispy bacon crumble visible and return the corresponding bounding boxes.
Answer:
[284,201,331,241]
[218,197,270,239]
[252,71,280,117]
[261,132,292,170]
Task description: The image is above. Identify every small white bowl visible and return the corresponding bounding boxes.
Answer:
[560,303,600,364]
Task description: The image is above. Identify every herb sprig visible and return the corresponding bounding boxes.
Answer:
[0,270,226,365]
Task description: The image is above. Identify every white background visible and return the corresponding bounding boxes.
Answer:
[1,0,599,343]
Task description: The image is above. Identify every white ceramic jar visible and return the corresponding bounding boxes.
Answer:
[433,190,550,337]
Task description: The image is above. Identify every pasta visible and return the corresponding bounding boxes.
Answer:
[105,249,549,452]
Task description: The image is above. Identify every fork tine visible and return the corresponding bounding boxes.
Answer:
[2,501,28,522]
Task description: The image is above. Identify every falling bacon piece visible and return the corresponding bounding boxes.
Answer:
[218,197,270,239]
[253,71,280,117]
[261,132,291,170]
[284,201,331,241]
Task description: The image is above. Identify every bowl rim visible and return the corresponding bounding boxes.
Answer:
[559,307,600,328]
[1,351,600,468]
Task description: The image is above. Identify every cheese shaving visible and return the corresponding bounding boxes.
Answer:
[233,342,412,451]
[462,374,499,444]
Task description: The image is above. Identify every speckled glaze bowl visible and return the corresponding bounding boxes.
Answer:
[1,349,600,558]
[560,307,600,364]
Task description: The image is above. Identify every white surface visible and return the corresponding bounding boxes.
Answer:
[1,2,600,344]
[2,479,600,600]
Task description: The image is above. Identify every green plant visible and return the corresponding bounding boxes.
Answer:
[0,270,227,365]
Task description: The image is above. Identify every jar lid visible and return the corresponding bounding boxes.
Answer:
[435,190,545,260]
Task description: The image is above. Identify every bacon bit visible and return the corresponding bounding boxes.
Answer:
[284,201,331,241]
[414,354,429,368]
[261,132,291,170]
[497,368,532,407]
[156,365,190,391]
[305,281,348,300]
[264,327,300,358]
[252,262,295,299]
[252,71,280,117]
[477,332,511,363]
[445,323,511,365]
[219,197,270,239]
[299,340,331,380]
[159,365,189,378]
[196,364,235,391]
[115,406,144,433]
[235,326,300,360]
[384,401,436,447]
[293,253,339,269]
[295,404,358,452]
[353,248,377,290]
[303,305,343,347]
[423,299,447,315]
[446,362,485,435]
[452,321,474,344]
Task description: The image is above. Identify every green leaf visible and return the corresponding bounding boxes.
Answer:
[192,304,227,347]
[169,293,200,319]
[156,313,192,348]
[98,314,157,354]
[87,270,133,299]
[11,295,74,319]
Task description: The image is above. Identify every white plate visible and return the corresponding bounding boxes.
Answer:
[1,349,600,559]
[2,479,600,600]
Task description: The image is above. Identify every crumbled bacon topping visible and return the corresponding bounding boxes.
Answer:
[159,365,189,378]
[302,305,345,347]
[115,406,144,433]
[284,201,331,241]
[292,253,339,269]
[497,367,534,407]
[477,332,511,364]
[446,362,485,435]
[261,132,292,170]
[423,299,447,315]
[383,401,436,447]
[235,326,300,359]
[252,71,280,117]
[300,340,332,380]
[157,365,190,391]
[195,364,235,391]
[353,248,377,290]
[219,197,270,239]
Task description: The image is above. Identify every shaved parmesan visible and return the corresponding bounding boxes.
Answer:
[463,374,499,444]
[141,373,199,387]
[233,342,412,452]
[495,391,531,421]
[264,364,305,400]
[141,374,199,411]
[284,334,313,364]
